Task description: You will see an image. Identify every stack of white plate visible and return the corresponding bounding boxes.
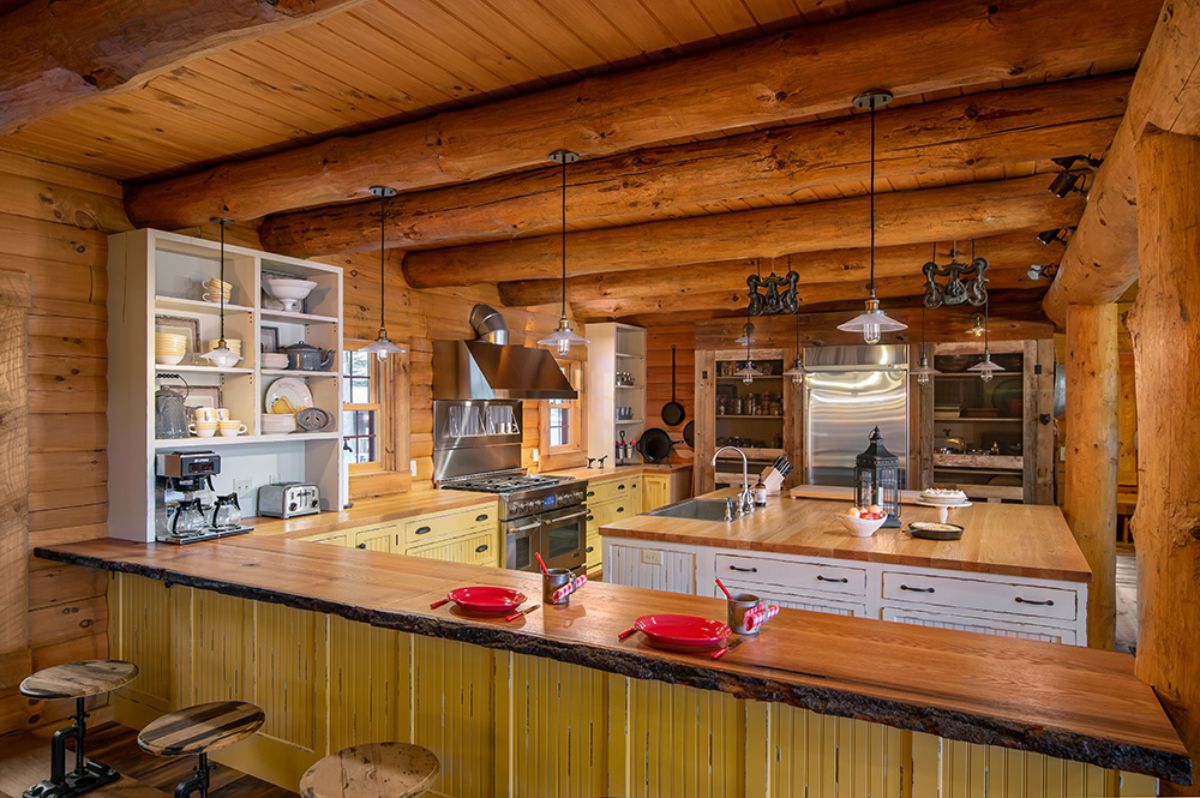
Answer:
[261,413,296,434]
[261,352,289,369]
[155,332,187,365]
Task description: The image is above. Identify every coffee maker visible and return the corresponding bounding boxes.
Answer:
[155,450,253,544]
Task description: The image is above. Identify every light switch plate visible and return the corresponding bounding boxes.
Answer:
[641,549,663,565]
[410,459,417,476]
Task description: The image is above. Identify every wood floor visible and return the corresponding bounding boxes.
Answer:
[0,722,294,798]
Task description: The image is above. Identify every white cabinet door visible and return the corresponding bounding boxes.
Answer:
[880,606,1076,645]
[607,544,695,594]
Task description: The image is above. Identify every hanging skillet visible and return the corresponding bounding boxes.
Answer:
[682,421,695,448]
[661,345,686,426]
[638,427,678,463]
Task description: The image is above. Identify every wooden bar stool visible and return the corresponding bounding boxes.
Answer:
[18,659,139,798]
[300,743,440,798]
[136,700,264,798]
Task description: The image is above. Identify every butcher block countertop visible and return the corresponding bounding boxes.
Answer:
[600,492,1092,582]
[543,462,693,481]
[35,535,1186,782]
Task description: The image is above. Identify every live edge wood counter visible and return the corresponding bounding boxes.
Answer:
[35,536,1188,787]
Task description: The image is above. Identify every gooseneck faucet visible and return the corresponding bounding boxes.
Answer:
[713,446,755,516]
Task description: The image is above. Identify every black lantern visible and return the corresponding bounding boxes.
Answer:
[855,427,900,528]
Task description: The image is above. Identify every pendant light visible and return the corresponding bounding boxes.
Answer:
[909,301,940,385]
[968,297,1004,382]
[359,186,406,361]
[538,150,589,356]
[782,257,808,385]
[200,218,240,369]
[734,303,761,384]
[838,90,907,344]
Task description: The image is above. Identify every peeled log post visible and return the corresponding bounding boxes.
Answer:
[1063,302,1119,650]
[1129,124,1200,793]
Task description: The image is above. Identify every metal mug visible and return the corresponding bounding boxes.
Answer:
[543,568,575,606]
[727,593,765,635]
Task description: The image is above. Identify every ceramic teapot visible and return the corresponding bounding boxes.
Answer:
[280,341,334,371]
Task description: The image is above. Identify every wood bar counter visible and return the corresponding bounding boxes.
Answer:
[35,534,1187,794]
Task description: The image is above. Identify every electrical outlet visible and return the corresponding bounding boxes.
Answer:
[409,459,417,477]
[531,448,540,463]
[233,479,251,495]
[640,549,663,565]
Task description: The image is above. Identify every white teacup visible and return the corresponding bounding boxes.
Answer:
[193,407,219,422]
[215,407,231,421]
[218,420,247,437]
[188,421,218,438]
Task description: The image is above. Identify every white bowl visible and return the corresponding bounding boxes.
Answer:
[261,413,296,433]
[834,511,887,538]
[155,352,186,365]
[261,353,289,369]
[200,349,242,369]
[265,278,317,312]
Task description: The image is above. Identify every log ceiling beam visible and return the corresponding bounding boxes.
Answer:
[404,175,1082,288]
[1042,0,1200,324]
[259,76,1128,257]
[569,270,1039,321]
[0,0,367,135]
[499,232,1050,308]
[124,0,1157,229]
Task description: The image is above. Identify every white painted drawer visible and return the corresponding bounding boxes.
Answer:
[715,582,867,618]
[881,571,1077,621]
[880,606,1077,645]
[713,553,867,597]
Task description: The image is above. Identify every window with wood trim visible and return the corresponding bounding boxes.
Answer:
[539,359,586,469]
[342,350,381,470]
[340,347,409,492]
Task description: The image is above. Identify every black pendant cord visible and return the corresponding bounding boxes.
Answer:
[868,98,877,300]
[379,191,387,339]
[560,157,567,321]
[218,221,226,344]
[983,296,990,356]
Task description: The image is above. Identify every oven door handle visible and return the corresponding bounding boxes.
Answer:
[543,508,588,524]
[506,521,541,534]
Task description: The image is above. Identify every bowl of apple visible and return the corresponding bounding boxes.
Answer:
[834,505,888,537]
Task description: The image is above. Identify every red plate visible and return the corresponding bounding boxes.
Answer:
[634,614,731,652]
[447,586,527,615]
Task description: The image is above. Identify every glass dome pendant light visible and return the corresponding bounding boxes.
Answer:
[538,150,590,356]
[734,303,762,384]
[781,256,809,385]
[359,186,406,361]
[200,218,239,369]
[909,298,940,385]
[838,90,907,344]
[968,297,1004,382]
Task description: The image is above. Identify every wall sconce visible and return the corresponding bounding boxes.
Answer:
[1036,227,1075,247]
[1026,263,1060,281]
[1047,155,1102,198]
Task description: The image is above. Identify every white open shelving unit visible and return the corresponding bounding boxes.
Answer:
[108,228,345,542]
[586,322,646,466]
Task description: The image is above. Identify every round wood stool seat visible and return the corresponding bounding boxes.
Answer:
[137,700,265,757]
[300,743,440,798]
[19,659,138,700]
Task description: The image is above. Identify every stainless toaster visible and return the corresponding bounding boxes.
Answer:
[258,482,321,518]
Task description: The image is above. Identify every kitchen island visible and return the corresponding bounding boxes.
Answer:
[602,492,1093,645]
[36,534,1186,796]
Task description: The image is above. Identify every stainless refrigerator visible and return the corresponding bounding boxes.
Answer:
[802,345,908,487]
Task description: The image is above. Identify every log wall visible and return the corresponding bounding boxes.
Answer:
[0,151,129,735]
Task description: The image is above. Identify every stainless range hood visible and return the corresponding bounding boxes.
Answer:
[432,304,578,401]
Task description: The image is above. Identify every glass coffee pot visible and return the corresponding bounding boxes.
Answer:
[211,493,242,529]
[171,499,208,536]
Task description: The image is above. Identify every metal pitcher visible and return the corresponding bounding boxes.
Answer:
[280,341,335,371]
[154,375,190,439]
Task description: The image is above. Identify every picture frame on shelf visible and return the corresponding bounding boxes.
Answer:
[182,385,221,415]
[261,325,280,353]
[155,314,200,365]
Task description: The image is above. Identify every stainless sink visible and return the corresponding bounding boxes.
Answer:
[647,498,731,521]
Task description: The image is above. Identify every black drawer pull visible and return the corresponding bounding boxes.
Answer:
[475,544,489,553]
[586,514,594,522]
[728,565,757,573]
[618,484,626,490]
[1015,597,1054,606]
[415,526,431,535]
[817,575,848,583]
[475,513,489,522]
[356,543,367,550]
[586,490,595,497]
[616,506,624,513]
[900,584,935,593]
[586,546,594,553]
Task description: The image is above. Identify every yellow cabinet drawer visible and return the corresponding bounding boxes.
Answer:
[587,476,640,506]
[300,531,349,547]
[402,502,497,545]
[352,524,397,552]
[588,497,635,529]
[405,530,498,566]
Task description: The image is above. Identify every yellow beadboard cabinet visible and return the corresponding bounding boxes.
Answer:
[107,572,1156,797]
[299,499,500,567]
[585,474,641,576]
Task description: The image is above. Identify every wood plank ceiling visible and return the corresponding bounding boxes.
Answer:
[0,0,1161,327]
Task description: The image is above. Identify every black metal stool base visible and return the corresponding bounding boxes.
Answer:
[22,760,120,798]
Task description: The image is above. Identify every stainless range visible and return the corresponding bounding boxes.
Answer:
[441,471,589,572]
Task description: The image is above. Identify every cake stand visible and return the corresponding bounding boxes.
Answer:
[914,499,972,524]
